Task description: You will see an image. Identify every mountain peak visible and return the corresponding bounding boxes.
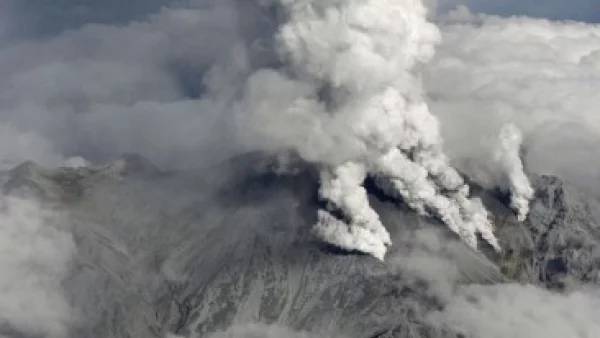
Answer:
[96,154,160,178]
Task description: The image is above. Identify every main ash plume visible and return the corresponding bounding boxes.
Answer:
[234,0,501,260]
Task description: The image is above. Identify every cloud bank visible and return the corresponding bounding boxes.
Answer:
[0,0,268,168]
[0,194,75,338]
[385,227,600,338]
[426,7,600,196]
[433,284,600,338]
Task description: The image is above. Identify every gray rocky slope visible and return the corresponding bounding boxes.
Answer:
[1,153,599,338]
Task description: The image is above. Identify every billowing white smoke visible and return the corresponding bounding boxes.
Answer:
[314,162,390,260]
[433,284,600,338]
[242,0,501,259]
[0,194,75,338]
[494,124,534,221]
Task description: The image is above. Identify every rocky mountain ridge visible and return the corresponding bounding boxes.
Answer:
[1,153,598,338]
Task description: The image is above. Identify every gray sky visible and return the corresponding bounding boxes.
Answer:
[436,0,600,22]
[1,0,184,40]
[3,0,599,38]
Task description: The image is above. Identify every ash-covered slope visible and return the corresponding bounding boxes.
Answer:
[489,175,600,289]
[1,153,598,338]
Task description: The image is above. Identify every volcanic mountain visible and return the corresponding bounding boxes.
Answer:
[1,153,598,338]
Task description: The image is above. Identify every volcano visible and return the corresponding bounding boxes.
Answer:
[1,153,598,338]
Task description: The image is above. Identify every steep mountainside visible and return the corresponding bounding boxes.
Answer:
[1,154,598,338]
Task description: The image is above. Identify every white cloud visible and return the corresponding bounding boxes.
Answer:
[432,284,600,338]
[425,10,600,194]
[0,194,76,338]
[387,228,600,338]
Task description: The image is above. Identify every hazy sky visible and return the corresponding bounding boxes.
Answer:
[1,0,598,41]
[1,0,182,39]
[436,0,600,22]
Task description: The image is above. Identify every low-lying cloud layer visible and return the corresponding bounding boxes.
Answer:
[386,228,600,338]
[433,284,600,338]
[0,194,75,338]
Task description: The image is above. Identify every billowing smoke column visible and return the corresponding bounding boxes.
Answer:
[495,124,534,222]
[315,162,391,260]
[242,0,501,259]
